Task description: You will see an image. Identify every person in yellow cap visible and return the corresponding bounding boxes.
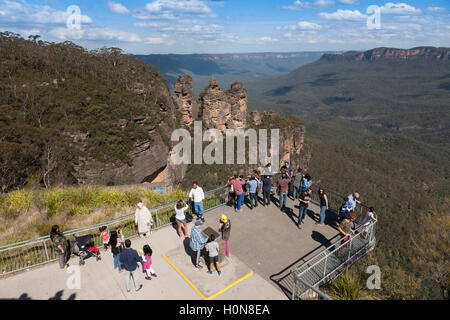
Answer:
[218,215,231,257]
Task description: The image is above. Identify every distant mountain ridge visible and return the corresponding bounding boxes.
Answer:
[321,46,450,62]
[134,51,332,94]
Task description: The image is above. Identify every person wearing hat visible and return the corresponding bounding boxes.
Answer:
[189,221,207,269]
[135,202,153,238]
[347,192,361,211]
[218,215,231,257]
[246,174,261,210]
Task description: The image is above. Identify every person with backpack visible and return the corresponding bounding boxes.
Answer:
[218,215,231,257]
[227,176,236,207]
[338,197,354,223]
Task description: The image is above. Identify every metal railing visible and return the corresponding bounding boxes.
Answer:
[291,220,377,300]
[0,186,228,276]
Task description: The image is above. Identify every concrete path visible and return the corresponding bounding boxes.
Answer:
[0,193,339,300]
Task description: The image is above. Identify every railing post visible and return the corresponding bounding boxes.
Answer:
[43,240,50,262]
[155,209,160,228]
[292,272,297,300]
[347,236,353,261]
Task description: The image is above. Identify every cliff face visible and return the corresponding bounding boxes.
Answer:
[321,46,450,62]
[173,75,199,128]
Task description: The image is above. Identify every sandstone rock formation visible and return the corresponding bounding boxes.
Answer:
[200,78,247,132]
[174,75,199,128]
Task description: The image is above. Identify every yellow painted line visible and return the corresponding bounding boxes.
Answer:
[205,270,254,300]
[163,254,207,300]
[163,254,254,300]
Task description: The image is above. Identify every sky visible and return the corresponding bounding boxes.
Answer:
[0,0,449,54]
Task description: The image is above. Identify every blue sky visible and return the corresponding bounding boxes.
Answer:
[1,0,449,53]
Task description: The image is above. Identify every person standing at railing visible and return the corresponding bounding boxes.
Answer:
[135,202,153,238]
[337,213,357,254]
[227,175,236,207]
[50,225,70,269]
[298,188,312,229]
[317,188,329,226]
[301,173,312,193]
[261,175,272,206]
[175,199,190,238]
[227,176,246,213]
[190,221,208,269]
[246,174,261,210]
[189,182,205,223]
[347,192,360,211]
[360,207,377,239]
[293,168,303,200]
[277,173,291,211]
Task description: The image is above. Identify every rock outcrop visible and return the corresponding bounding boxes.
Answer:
[200,78,247,132]
[174,75,199,128]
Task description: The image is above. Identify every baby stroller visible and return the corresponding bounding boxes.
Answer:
[72,234,101,265]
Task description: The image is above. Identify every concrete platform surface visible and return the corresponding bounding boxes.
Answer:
[0,192,338,300]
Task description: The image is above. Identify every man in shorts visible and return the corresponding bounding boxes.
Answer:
[205,234,222,275]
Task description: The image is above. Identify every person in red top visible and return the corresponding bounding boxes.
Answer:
[227,175,246,212]
[277,173,291,211]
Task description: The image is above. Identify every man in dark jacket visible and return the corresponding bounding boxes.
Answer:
[120,239,143,292]
[261,175,272,206]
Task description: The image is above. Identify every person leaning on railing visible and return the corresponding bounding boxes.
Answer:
[50,225,70,269]
[337,213,357,250]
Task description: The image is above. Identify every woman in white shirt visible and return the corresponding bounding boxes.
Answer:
[175,199,190,238]
[361,207,377,239]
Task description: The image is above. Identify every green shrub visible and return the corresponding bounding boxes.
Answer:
[327,270,366,300]
[5,190,34,213]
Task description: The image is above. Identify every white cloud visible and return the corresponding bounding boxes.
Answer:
[319,9,367,20]
[380,2,422,15]
[313,0,335,6]
[259,36,278,42]
[282,0,304,11]
[426,7,446,13]
[108,2,130,15]
[297,21,322,30]
[339,0,357,4]
[145,36,165,44]
[0,0,92,25]
[145,0,211,14]
[49,27,142,43]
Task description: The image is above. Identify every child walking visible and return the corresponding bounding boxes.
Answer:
[100,226,109,252]
[142,244,157,280]
[218,215,231,257]
[205,234,221,275]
